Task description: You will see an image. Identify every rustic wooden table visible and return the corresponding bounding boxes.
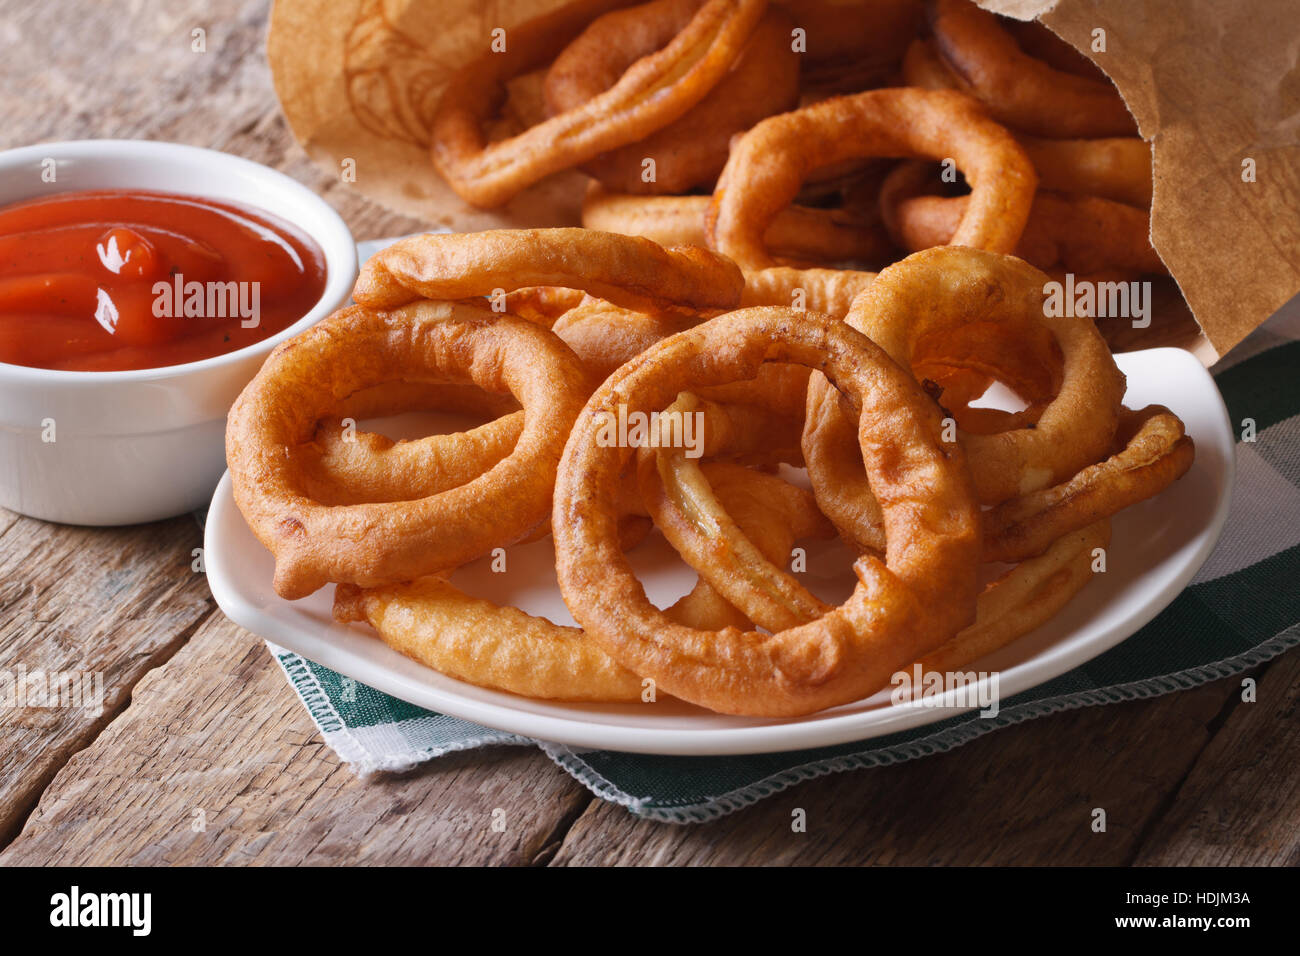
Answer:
[0,0,1294,867]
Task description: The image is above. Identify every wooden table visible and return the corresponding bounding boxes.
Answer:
[1,0,1294,867]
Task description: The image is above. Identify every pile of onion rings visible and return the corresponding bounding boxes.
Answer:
[230,2,1198,717]
[227,226,1194,716]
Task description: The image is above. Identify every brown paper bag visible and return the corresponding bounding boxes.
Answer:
[268,0,1300,361]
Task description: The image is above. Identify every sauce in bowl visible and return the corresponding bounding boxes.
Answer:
[0,190,328,371]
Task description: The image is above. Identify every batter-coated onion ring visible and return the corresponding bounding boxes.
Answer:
[639,397,835,632]
[554,306,980,717]
[804,247,1125,517]
[291,382,524,507]
[1019,135,1153,208]
[738,266,878,317]
[548,293,809,460]
[982,406,1194,564]
[552,295,706,383]
[298,412,525,507]
[926,0,1137,139]
[880,166,1166,276]
[354,228,744,313]
[431,0,766,207]
[706,87,1037,270]
[914,519,1111,674]
[581,186,895,267]
[333,460,832,702]
[228,301,592,599]
[545,3,800,194]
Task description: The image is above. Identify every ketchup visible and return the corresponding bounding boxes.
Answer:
[0,190,328,371]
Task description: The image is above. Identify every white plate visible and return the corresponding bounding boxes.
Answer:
[206,346,1234,755]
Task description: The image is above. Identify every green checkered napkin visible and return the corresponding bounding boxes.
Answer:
[269,301,1300,824]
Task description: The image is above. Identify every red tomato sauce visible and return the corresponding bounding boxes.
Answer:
[0,190,328,371]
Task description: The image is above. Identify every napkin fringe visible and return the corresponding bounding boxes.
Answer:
[543,625,1299,825]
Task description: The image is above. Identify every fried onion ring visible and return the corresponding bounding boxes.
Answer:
[227,302,591,599]
[706,87,1037,270]
[639,398,835,632]
[880,164,1165,276]
[291,382,524,507]
[926,0,1137,139]
[982,406,1194,564]
[354,228,744,313]
[333,460,833,702]
[914,520,1111,674]
[545,3,800,194]
[581,186,895,267]
[1019,135,1153,208]
[804,247,1125,519]
[554,306,980,717]
[431,0,766,207]
[738,266,878,317]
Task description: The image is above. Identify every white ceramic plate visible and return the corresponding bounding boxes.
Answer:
[206,346,1234,755]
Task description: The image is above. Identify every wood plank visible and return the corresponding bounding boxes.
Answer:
[1131,652,1300,866]
[0,613,591,866]
[0,512,212,845]
[0,0,427,854]
[550,678,1243,866]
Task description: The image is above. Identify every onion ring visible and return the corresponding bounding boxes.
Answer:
[431,0,766,207]
[914,519,1111,673]
[1019,135,1153,208]
[738,266,878,317]
[639,397,834,632]
[333,460,833,702]
[783,0,923,94]
[775,0,921,65]
[297,412,526,507]
[228,302,591,599]
[354,228,744,313]
[290,382,523,507]
[581,186,895,267]
[804,247,1125,521]
[554,306,980,717]
[706,86,1037,271]
[880,162,1165,275]
[982,406,1194,564]
[544,3,800,194]
[926,0,1137,139]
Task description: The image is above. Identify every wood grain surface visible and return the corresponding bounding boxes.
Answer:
[0,0,1289,866]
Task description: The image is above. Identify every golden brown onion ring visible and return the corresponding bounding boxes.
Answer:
[544,4,800,194]
[582,186,895,267]
[554,306,980,717]
[882,171,1166,276]
[354,228,744,313]
[706,87,1036,271]
[982,406,1194,564]
[431,0,766,207]
[639,401,835,632]
[1019,135,1153,208]
[926,0,1137,139]
[228,301,592,599]
[804,247,1125,521]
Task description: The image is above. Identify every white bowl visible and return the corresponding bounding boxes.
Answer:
[0,140,357,525]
